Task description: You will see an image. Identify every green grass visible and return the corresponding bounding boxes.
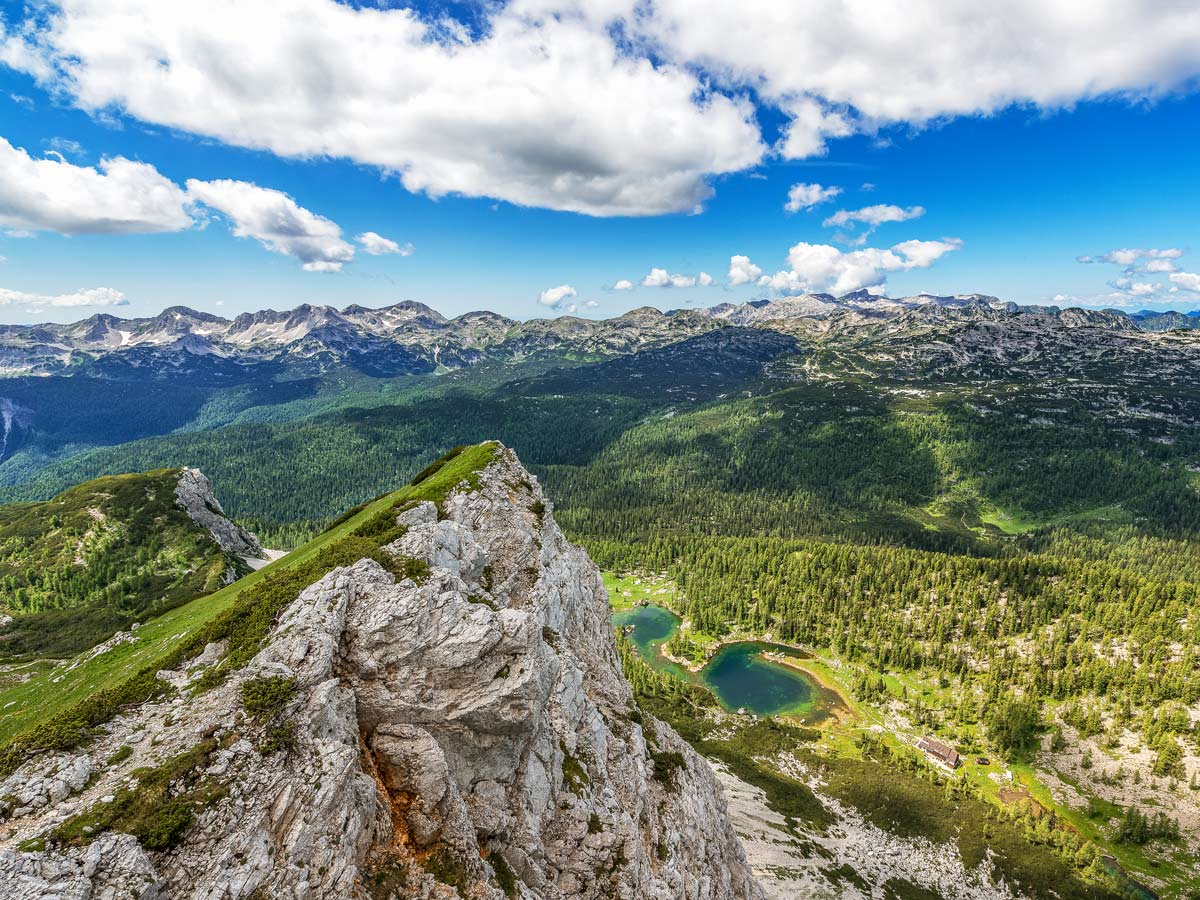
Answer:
[45,738,226,851]
[0,442,501,755]
[602,572,680,612]
[980,504,1128,535]
[0,468,243,659]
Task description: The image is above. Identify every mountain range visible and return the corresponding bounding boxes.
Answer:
[3,293,1197,380]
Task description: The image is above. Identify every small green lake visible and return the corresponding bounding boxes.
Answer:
[613,603,842,722]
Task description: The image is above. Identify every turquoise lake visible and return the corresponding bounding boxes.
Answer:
[613,603,840,721]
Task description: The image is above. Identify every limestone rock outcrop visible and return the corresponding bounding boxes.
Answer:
[174,467,264,558]
[0,446,760,900]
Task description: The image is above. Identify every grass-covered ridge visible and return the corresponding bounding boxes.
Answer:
[0,468,240,660]
[0,441,501,776]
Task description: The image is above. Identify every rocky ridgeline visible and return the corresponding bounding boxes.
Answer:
[0,446,760,899]
[173,467,264,560]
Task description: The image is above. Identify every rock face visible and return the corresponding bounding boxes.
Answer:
[174,467,264,558]
[1,446,760,900]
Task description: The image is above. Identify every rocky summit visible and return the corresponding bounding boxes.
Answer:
[0,445,760,900]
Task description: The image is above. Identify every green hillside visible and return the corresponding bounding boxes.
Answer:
[0,469,245,660]
[0,442,499,777]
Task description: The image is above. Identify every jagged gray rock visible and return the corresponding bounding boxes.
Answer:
[173,468,264,558]
[0,833,162,900]
[0,445,761,900]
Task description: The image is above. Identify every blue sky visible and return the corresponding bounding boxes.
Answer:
[1,0,1200,323]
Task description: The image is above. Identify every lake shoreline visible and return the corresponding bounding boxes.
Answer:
[615,601,852,722]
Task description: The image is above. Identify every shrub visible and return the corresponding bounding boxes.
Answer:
[489,853,519,899]
[240,676,297,720]
[560,741,590,793]
[46,739,225,851]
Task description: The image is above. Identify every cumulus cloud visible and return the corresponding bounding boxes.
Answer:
[775,97,853,158]
[698,271,713,286]
[539,284,578,307]
[7,0,762,218]
[629,1,1200,157]
[611,279,634,291]
[1143,258,1177,273]
[823,204,925,229]
[1170,272,1200,293]
[1078,247,1183,275]
[784,182,841,213]
[0,285,127,307]
[822,203,925,243]
[0,136,193,235]
[355,232,413,256]
[757,238,962,295]
[727,255,762,287]
[9,3,1200,217]
[641,267,696,288]
[1111,278,1158,296]
[0,136,384,272]
[10,2,1200,217]
[8,2,1200,218]
[185,179,355,272]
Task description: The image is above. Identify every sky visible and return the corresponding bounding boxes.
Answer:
[1,0,1199,324]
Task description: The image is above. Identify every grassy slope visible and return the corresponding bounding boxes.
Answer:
[0,468,241,659]
[0,442,500,749]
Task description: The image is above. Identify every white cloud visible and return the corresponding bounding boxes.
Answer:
[825,204,926,230]
[0,21,51,81]
[1170,272,1200,293]
[10,0,763,217]
[0,285,127,307]
[0,136,193,235]
[539,284,577,307]
[698,271,713,286]
[1143,258,1177,273]
[775,96,853,158]
[1078,247,1183,271]
[784,182,841,213]
[45,137,85,159]
[628,1,1200,157]
[7,2,1200,216]
[584,299,600,308]
[355,232,413,256]
[641,267,696,288]
[611,279,634,291]
[757,238,962,295]
[727,254,762,287]
[0,134,369,271]
[185,179,355,272]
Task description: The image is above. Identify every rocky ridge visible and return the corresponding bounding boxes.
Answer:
[173,467,264,560]
[0,445,760,900]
